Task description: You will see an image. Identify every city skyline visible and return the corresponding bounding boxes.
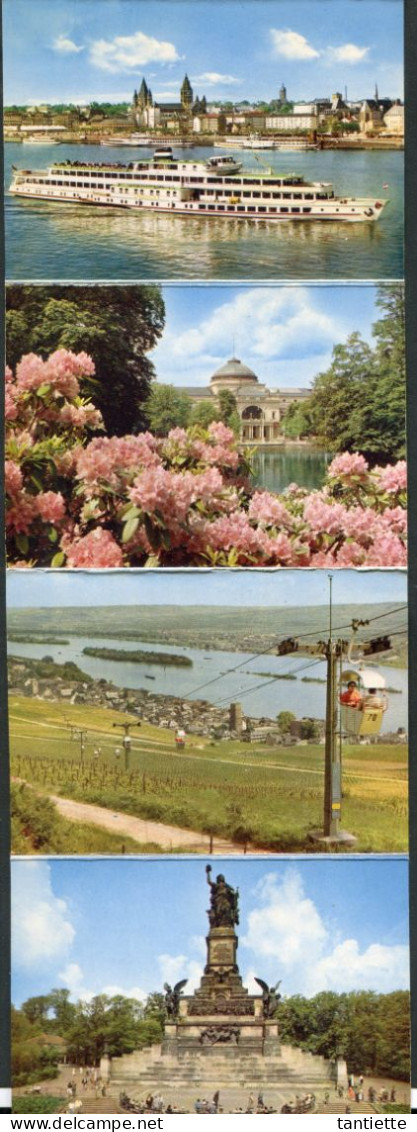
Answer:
[12,858,409,1006]
[4,0,404,106]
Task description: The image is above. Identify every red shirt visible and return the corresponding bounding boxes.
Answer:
[340,688,362,707]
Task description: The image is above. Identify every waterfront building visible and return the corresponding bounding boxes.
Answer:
[383,101,404,136]
[181,356,310,446]
[359,97,393,133]
[265,110,317,132]
[132,74,206,133]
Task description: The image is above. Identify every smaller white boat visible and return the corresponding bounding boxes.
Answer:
[22,135,61,145]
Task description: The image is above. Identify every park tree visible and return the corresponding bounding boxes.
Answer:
[189,400,219,429]
[308,333,376,453]
[144,385,191,434]
[217,389,241,436]
[281,401,314,440]
[21,996,51,1025]
[6,285,165,436]
[278,990,409,1080]
[306,284,405,463]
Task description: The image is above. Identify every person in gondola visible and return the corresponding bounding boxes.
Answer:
[340,680,363,708]
[361,688,387,711]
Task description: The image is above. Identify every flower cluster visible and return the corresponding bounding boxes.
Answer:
[5,353,407,568]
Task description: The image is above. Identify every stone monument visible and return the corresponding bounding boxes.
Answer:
[105,868,345,1105]
[162,865,280,1059]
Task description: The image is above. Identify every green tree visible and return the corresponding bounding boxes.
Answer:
[189,401,219,428]
[145,385,191,434]
[307,285,405,463]
[281,401,314,440]
[21,997,51,1026]
[309,333,376,453]
[362,284,406,461]
[277,711,296,735]
[217,389,241,436]
[300,718,321,741]
[6,285,165,436]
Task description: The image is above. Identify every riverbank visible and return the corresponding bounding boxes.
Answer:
[4,132,404,149]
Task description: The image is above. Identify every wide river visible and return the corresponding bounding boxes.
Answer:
[7,634,407,731]
[5,142,403,280]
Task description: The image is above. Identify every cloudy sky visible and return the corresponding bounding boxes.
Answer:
[4,0,403,106]
[12,858,409,1006]
[6,567,407,610]
[152,284,380,388]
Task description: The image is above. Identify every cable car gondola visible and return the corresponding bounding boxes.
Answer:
[339,665,388,737]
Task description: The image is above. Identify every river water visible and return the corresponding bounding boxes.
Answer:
[5,142,403,280]
[7,634,407,730]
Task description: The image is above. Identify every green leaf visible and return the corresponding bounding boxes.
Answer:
[120,505,141,522]
[48,527,59,544]
[51,551,65,567]
[122,516,140,544]
[15,533,29,555]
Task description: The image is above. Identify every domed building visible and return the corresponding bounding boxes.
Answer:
[183,356,310,445]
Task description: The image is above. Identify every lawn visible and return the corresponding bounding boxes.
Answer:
[9,696,408,853]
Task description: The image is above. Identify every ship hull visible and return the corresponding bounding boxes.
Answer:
[9,185,386,222]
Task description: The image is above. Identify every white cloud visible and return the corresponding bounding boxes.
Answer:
[158,953,203,994]
[241,869,409,998]
[58,963,147,1003]
[243,871,327,975]
[90,32,180,73]
[315,940,409,993]
[102,984,147,1002]
[328,43,370,64]
[12,862,75,968]
[270,29,320,60]
[157,289,339,380]
[192,72,241,86]
[53,34,84,55]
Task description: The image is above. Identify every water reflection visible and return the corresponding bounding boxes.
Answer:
[6,142,403,279]
[250,446,329,493]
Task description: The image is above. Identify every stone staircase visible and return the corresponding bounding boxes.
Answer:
[316,1101,377,1114]
[110,1043,332,1091]
[58,1097,123,1114]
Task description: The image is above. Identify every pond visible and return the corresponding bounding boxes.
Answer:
[250,445,329,492]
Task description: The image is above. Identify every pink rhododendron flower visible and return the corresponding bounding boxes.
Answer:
[62,528,124,568]
[374,461,407,493]
[328,452,369,479]
[4,352,408,570]
[303,496,347,536]
[35,492,66,524]
[5,460,23,496]
[248,491,294,529]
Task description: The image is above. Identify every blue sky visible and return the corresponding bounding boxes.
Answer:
[12,858,409,1006]
[152,283,380,388]
[4,0,403,106]
[6,567,407,610]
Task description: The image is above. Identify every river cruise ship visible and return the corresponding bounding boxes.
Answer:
[10,147,387,222]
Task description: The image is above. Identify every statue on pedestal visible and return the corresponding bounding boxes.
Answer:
[254,978,282,1018]
[163,979,188,1018]
[206,865,239,927]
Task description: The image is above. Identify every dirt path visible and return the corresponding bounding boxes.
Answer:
[13,778,268,853]
[49,793,235,851]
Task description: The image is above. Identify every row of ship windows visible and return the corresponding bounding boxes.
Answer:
[45,179,326,201]
[56,169,302,189]
[53,170,316,192]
